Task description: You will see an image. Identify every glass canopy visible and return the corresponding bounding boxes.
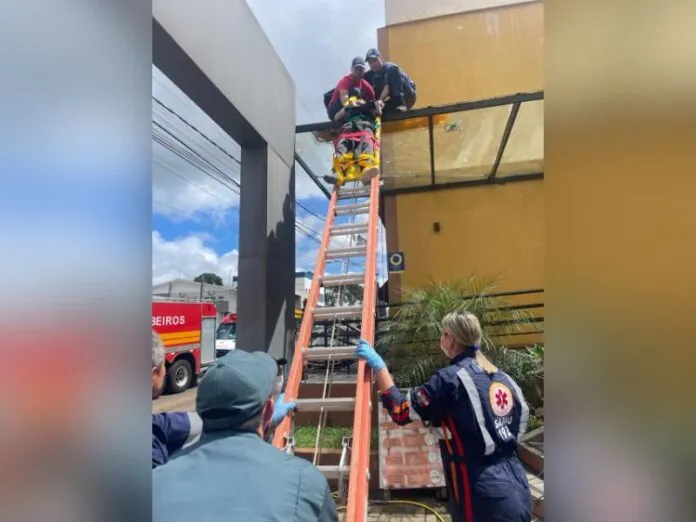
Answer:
[295,91,543,195]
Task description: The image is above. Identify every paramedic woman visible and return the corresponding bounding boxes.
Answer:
[356,311,533,522]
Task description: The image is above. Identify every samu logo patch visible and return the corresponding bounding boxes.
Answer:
[489,382,514,417]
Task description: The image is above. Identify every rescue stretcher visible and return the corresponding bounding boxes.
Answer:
[330,101,382,187]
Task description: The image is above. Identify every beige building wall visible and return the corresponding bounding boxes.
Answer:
[385,0,538,26]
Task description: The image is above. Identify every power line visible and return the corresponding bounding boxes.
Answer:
[154,136,327,242]
[296,200,326,221]
[153,156,233,204]
[153,105,238,171]
[154,197,323,246]
[153,92,328,205]
[152,131,239,191]
[295,221,322,242]
[152,124,241,192]
[151,97,330,248]
[153,96,240,166]
[152,120,239,186]
[153,199,201,219]
[152,74,193,110]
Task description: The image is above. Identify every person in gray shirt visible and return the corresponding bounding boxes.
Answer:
[153,349,338,522]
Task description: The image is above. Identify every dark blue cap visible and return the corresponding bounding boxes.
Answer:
[365,48,381,61]
[196,349,277,431]
[351,56,366,70]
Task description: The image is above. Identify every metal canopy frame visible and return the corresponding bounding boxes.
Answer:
[295,90,544,198]
[295,152,331,199]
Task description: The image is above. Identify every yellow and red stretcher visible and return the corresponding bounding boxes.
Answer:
[331,116,382,187]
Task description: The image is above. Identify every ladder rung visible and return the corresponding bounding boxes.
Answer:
[295,397,356,411]
[325,246,366,260]
[337,187,371,200]
[313,305,363,321]
[303,346,356,361]
[335,202,369,216]
[330,223,368,237]
[317,465,350,480]
[321,273,365,287]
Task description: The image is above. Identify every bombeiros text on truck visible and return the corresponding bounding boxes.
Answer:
[152,299,306,395]
[151,297,217,394]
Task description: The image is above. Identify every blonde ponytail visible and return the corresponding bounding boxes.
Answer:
[442,311,499,374]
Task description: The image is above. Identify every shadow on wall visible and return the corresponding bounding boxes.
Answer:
[264,164,296,363]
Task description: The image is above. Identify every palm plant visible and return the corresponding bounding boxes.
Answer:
[376,276,544,408]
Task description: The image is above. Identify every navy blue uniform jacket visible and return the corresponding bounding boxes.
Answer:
[381,352,533,522]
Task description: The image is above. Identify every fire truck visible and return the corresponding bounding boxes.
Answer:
[152,297,217,394]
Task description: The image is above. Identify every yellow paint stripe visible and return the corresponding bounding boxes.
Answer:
[164,337,201,348]
[159,330,199,340]
[163,335,200,346]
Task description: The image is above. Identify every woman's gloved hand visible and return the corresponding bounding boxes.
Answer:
[271,393,296,426]
[355,339,386,371]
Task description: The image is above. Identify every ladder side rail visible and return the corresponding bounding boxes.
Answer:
[272,190,339,449]
[344,174,381,521]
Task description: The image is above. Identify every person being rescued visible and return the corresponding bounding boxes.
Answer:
[355,311,533,522]
[322,57,382,187]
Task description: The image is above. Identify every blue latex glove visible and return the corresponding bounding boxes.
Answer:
[355,339,386,371]
[271,393,296,426]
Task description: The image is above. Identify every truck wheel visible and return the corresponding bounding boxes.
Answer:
[166,359,192,394]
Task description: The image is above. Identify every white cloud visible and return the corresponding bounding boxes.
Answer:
[153,227,328,286]
[152,231,239,286]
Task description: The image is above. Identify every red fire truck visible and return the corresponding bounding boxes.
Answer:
[152,298,217,394]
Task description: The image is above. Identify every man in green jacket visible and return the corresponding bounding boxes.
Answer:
[153,349,338,522]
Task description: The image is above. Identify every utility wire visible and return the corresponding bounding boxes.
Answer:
[153,96,240,166]
[153,199,201,219]
[153,157,231,205]
[152,101,240,172]
[152,133,240,196]
[296,200,326,221]
[154,197,322,246]
[153,122,241,189]
[152,97,328,246]
[152,130,241,200]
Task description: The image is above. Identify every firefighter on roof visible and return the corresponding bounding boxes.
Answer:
[356,311,533,522]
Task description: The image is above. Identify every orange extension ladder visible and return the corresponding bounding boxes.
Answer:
[272,142,381,521]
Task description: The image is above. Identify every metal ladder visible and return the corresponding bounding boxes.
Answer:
[272,174,380,522]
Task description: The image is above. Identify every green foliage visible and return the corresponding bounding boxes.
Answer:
[193,272,224,286]
[294,425,378,449]
[377,276,544,407]
[488,344,544,409]
[527,414,544,432]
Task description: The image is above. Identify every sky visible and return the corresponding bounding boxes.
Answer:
[152,0,387,287]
